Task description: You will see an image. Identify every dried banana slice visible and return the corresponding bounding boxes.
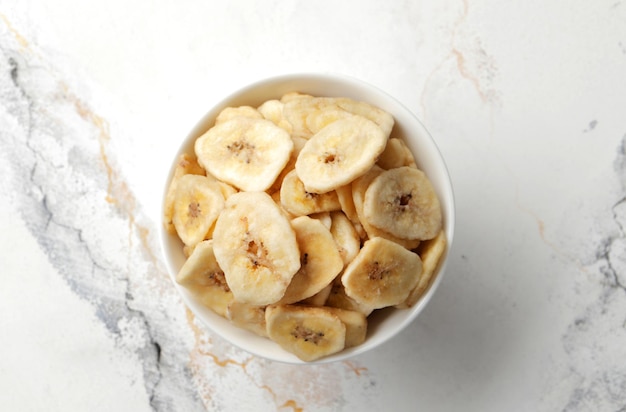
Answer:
[352,166,420,249]
[324,307,367,348]
[163,153,206,234]
[195,117,293,192]
[212,191,301,306]
[216,180,238,200]
[377,138,417,170]
[282,96,331,139]
[336,184,358,223]
[277,216,344,304]
[342,237,423,310]
[329,211,361,267]
[334,97,394,138]
[300,283,333,306]
[270,190,297,220]
[336,183,366,240]
[182,244,196,258]
[325,280,373,316]
[305,108,353,136]
[266,135,307,196]
[397,230,447,308]
[295,116,388,194]
[400,138,418,169]
[309,211,332,230]
[280,169,341,216]
[363,166,442,241]
[265,305,346,362]
[172,174,225,247]
[291,135,308,155]
[215,106,263,124]
[257,99,293,134]
[176,240,233,318]
[280,91,313,103]
[226,301,268,337]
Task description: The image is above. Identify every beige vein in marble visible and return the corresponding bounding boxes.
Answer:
[420,0,500,122]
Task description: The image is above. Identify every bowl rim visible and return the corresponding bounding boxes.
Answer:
[159,72,455,364]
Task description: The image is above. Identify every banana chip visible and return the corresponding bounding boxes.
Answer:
[176,240,233,317]
[324,307,368,348]
[277,216,343,305]
[212,191,301,306]
[215,105,263,124]
[163,153,206,234]
[280,169,341,216]
[300,283,333,306]
[172,174,225,247]
[377,137,418,170]
[265,305,346,362]
[352,165,421,249]
[397,230,447,308]
[326,279,373,316]
[195,117,293,192]
[295,116,388,194]
[257,99,293,134]
[342,237,422,310]
[329,211,361,267]
[363,166,442,241]
[226,301,268,337]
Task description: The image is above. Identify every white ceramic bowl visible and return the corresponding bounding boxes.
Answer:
[160,73,455,364]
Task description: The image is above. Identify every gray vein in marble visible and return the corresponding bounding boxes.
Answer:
[605,197,626,293]
[559,135,626,411]
[593,136,626,298]
[0,34,204,411]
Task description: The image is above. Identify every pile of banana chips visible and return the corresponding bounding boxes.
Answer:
[164,93,446,361]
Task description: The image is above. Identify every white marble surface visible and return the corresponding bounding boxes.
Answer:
[1,0,626,410]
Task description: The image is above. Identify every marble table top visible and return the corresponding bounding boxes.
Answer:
[1,1,625,411]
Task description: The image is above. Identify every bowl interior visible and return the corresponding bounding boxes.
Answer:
[160,73,455,364]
